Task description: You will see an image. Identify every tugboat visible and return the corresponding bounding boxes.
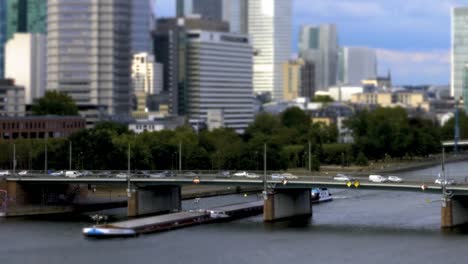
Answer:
[311,188,333,204]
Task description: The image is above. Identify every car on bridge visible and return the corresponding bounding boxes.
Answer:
[369,175,388,183]
[115,173,129,178]
[183,172,198,177]
[333,174,353,182]
[148,171,169,178]
[281,173,298,180]
[49,171,64,176]
[217,171,231,178]
[387,176,403,183]
[233,171,248,177]
[435,178,457,185]
[65,171,82,178]
[0,170,10,176]
[246,172,260,179]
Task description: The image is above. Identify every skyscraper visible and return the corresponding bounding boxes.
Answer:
[186,31,254,133]
[248,0,292,100]
[339,47,377,85]
[299,24,339,91]
[5,33,46,104]
[47,0,132,117]
[0,0,6,78]
[132,0,155,53]
[177,0,223,20]
[153,17,229,115]
[6,0,47,40]
[222,0,248,33]
[452,7,468,106]
[131,53,163,113]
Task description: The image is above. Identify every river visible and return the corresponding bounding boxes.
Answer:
[1,162,468,264]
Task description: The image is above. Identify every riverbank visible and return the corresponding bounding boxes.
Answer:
[318,153,468,175]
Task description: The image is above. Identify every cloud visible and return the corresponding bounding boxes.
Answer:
[376,49,450,84]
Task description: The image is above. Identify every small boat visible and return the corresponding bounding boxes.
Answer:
[311,188,333,204]
[82,226,137,238]
[208,210,230,219]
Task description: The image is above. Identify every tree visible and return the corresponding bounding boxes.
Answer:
[32,91,79,116]
[355,151,369,166]
[312,95,334,103]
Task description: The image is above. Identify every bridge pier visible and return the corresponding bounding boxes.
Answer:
[441,195,468,228]
[128,186,181,217]
[263,189,312,222]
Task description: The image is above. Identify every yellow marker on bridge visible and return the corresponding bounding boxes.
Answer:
[354,181,360,188]
[346,181,352,188]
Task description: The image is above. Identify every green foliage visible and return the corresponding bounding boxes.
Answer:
[355,151,369,166]
[345,107,441,160]
[441,110,468,141]
[32,91,79,116]
[312,95,334,103]
[322,144,352,165]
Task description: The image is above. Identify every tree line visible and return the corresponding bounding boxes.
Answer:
[0,105,458,171]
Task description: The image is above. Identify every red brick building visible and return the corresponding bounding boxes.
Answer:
[0,116,86,140]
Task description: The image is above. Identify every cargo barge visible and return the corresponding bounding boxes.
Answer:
[83,201,264,238]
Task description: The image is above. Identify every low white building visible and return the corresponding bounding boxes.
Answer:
[328,86,364,102]
[128,115,185,134]
[5,33,46,105]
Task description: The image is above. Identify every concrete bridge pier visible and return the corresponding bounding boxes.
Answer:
[441,195,468,228]
[128,185,181,217]
[263,188,312,222]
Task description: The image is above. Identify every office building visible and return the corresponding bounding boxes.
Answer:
[186,30,254,133]
[5,33,46,105]
[299,24,339,91]
[248,0,292,99]
[131,53,163,113]
[452,7,468,110]
[301,61,315,99]
[283,60,302,101]
[0,0,6,78]
[177,0,223,21]
[47,0,132,117]
[0,79,25,117]
[339,47,377,85]
[132,0,155,53]
[153,17,229,115]
[6,0,47,40]
[222,0,248,33]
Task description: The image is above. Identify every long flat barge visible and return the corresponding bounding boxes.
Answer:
[83,201,264,238]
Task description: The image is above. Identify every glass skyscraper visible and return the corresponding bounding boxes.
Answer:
[0,0,6,78]
[177,0,222,21]
[299,24,339,91]
[47,0,132,116]
[452,7,468,108]
[131,0,155,53]
[6,0,47,40]
[248,0,292,99]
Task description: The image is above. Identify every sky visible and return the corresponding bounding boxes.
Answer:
[155,0,465,85]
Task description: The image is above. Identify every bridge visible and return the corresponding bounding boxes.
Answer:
[2,172,468,228]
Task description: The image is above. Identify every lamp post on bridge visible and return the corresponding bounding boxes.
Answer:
[263,143,267,201]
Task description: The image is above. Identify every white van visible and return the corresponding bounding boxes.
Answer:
[65,171,82,178]
[369,174,387,183]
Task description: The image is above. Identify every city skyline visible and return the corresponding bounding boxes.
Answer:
[155,0,466,86]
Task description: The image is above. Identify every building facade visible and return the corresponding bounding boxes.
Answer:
[5,33,46,105]
[222,0,248,33]
[132,0,155,53]
[0,0,6,78]
[6,0,47,40]
[339,47,377,85]
[0,79,25,117]
[248,0,292,100]
[153,17,229,115]
[47,0,132,117]
[177,0,223,21]
[186,30,254,133]
[300,61,315,99]
[131,53,163,113]
[299,24,339,91]
[452,7,468,102]
[0,116,85,141]
[283,60,302,101]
